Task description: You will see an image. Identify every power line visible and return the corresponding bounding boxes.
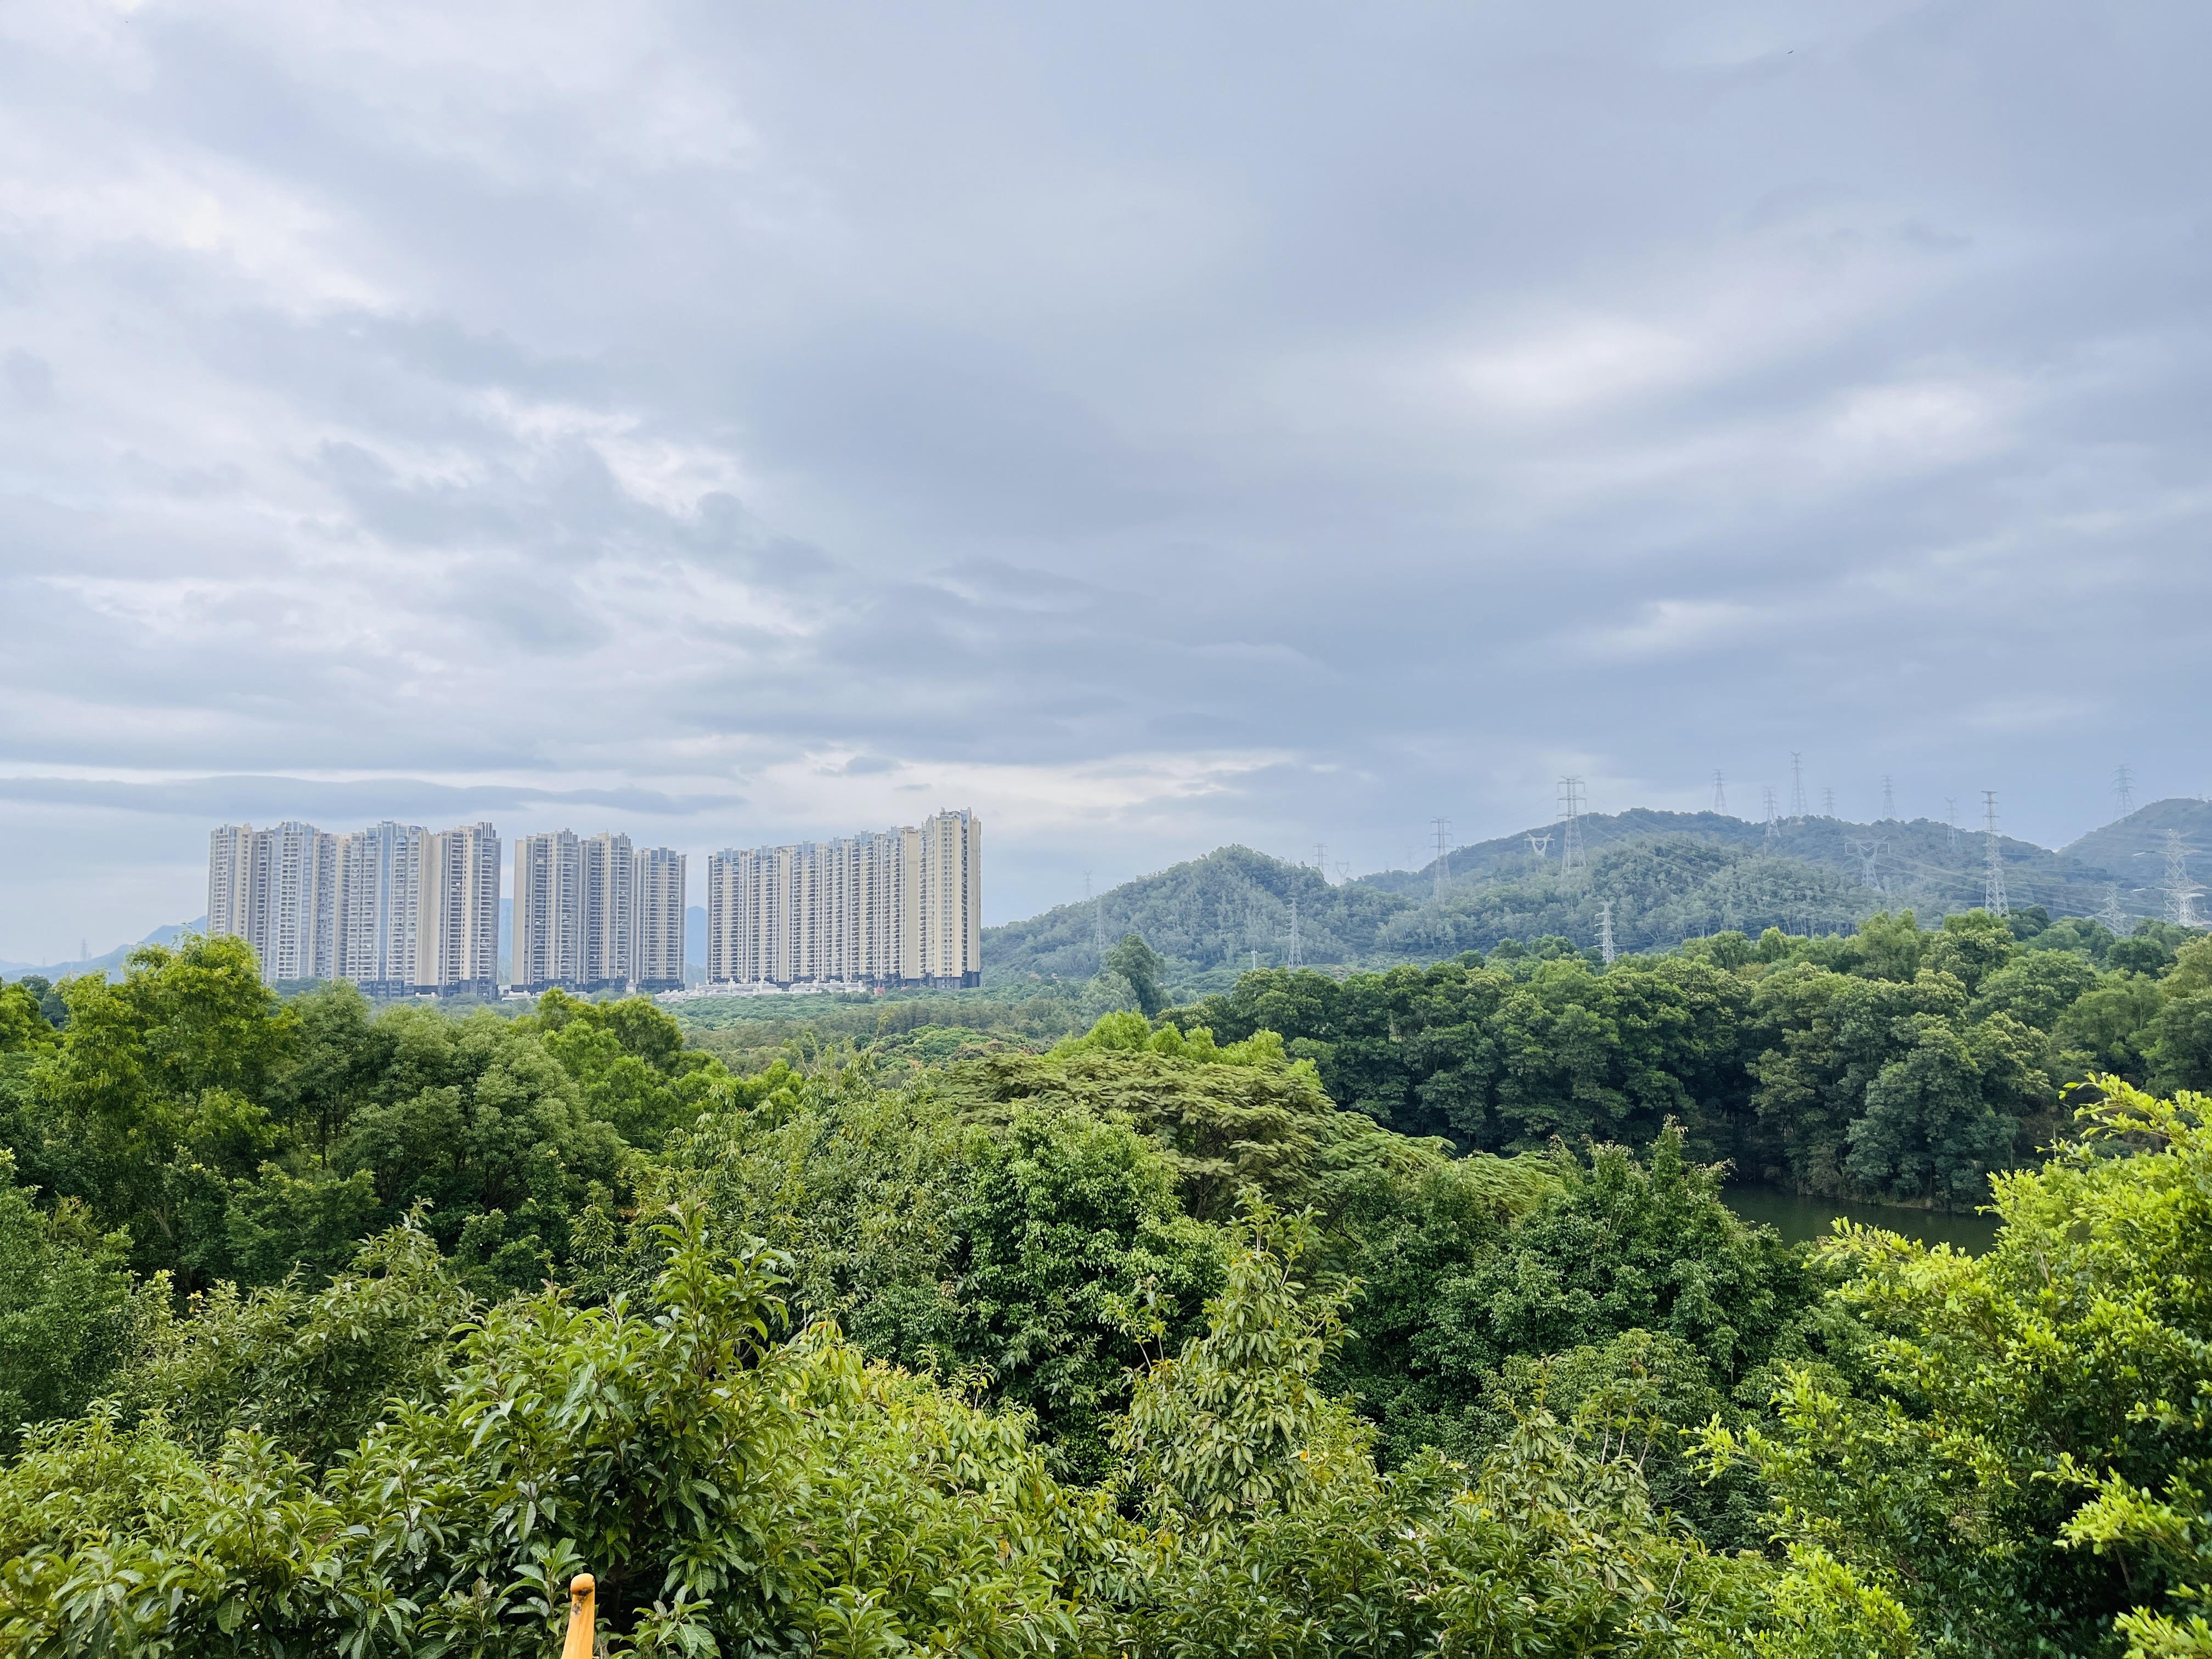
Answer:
[2115,764,2136,819]
[1790,753,1808,822]
[1712,770,1728,815]
[1983,791,2008,917]
[1558,778,1587,876]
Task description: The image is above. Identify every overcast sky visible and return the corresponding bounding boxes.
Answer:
[3,1,2208,961]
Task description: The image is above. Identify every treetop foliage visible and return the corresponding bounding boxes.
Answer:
[5,919,2212,1655]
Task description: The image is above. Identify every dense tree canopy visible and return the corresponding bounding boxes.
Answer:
[1169,909,2202,1208]
[4,913,2211,1656]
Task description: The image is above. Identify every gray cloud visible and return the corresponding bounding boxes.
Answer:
[0,776,746,821]
[1,0,2208,960]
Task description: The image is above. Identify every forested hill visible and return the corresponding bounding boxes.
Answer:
[1379,805,2147,918]
[983,845,1409,985]
[986,803,2196,988]
[2062,795,2212,879]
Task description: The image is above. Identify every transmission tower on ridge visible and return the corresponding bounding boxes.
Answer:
[1982,792,2008,917]
[2099,883,2130,933]
[1790,753,1808,821]
[1844,834,1886,891]
[1431,818,1452,900]
[2115,764,2136,819]
[1558,779,1587,876]
[1313,843,1329,885]
[1882,776,1897,820]
[1597,900,1617,967]
[1086,871,1108,964]
[1285,896,1304,968]
[1945,798,1960,854]
[1712,771,1728,815]
[2164,830,2203,929]
[1821,787,1836,818]
[1762,786,1779,845]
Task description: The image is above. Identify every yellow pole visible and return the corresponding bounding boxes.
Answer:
[560,1573,595,1659]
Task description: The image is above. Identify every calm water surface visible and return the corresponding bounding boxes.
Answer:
[1723,1186,2001,1254]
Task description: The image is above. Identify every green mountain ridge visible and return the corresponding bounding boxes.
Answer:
[984,799,2212,987]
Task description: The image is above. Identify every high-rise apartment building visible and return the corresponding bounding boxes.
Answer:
[514,831,681,995]
[212,817,493,994]
[333,821,424,997]
[415,823,501,996]
[634,847,687,992]
[581,833,636,991]
[205,820,338,983]
[513,830,585,994]
[916,809,983,985]
[706,809,979,989]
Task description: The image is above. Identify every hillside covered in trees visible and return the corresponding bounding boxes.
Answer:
[987,799,2212,988]
[9,929,2212,1652]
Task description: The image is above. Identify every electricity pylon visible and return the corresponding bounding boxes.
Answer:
[1558,779,1587,876]
[2165,831,2203,929]
[1982,792,2008,917]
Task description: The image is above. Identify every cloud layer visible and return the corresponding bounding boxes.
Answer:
[3,1,2208,959]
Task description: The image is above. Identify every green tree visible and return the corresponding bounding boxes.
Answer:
[1922,909,2019,995]
[0,981,60,1053]
[0,1152,139,1452]
[1714,1079,2212,1657]
[120,1216,472,1464]
[2148,991,2212,1095]
[528,990,731,1149]
[19,936,297,1279]
[1842,1013,2023,1205]
[944,1108,1220,1479]
[1104,933,1169,1017]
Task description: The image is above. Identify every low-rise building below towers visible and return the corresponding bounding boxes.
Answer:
[706,808,979,990]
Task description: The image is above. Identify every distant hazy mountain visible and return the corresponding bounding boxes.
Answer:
[2059,798,2212,899]
[0,917,207,981]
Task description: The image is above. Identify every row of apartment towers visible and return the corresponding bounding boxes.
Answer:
[703,809,981,989]
[207,821,684,995]
[207,808,981,995]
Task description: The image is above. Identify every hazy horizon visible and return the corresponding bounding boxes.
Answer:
[5,3,2209,961]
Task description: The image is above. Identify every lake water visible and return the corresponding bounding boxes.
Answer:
[1723,1186,2002,1254]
